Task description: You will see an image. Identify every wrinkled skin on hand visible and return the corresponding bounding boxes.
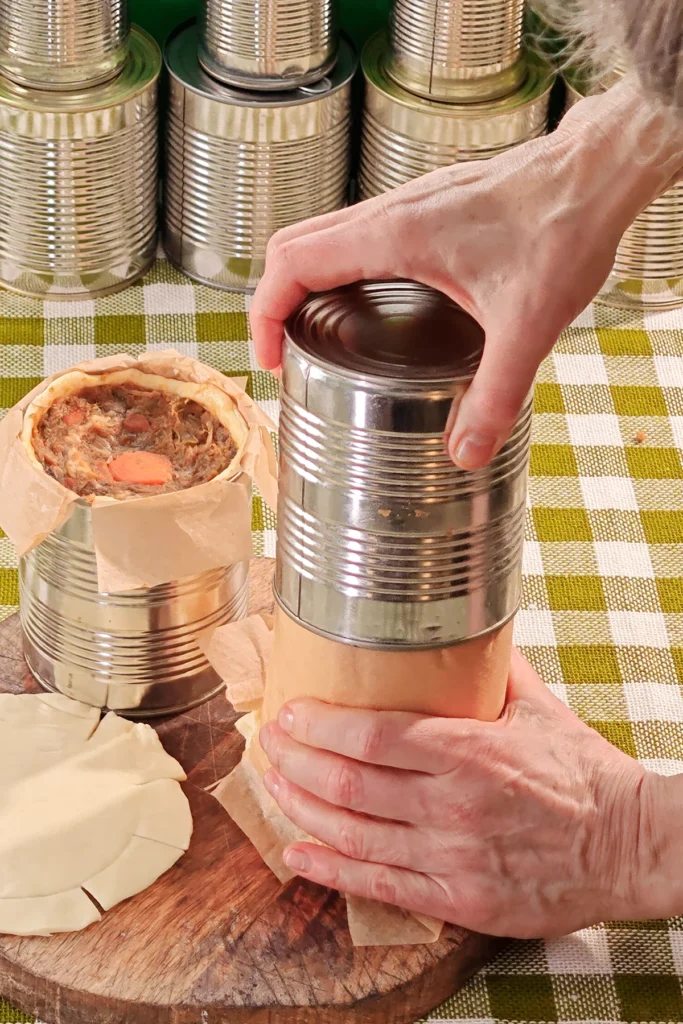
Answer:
[259,650,656,939]
[251,84,683,470]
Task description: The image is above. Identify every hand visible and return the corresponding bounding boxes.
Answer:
[259,650,655,939]
[250,80,683,470]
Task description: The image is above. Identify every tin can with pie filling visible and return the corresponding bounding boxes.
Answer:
[388,0,526,102]
[359,33,552,199]
[199,0,338,91]
[163,22,354,292]
[0,0,129,90]
[275,280,531,650]
[0,27,159,300]
[20,499,250,717]
[565,67,683,310]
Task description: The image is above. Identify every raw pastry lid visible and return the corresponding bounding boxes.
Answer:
[0,350,278,593]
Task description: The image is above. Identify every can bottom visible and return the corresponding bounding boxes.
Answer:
[0,256,155,301]
[0,51,128,91]
[596,273,683,310]
[197,45,339,92]
[164,247,259,293]
[386,54,528,103]
[23,633,227,720]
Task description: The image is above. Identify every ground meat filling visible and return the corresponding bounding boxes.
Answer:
[32,383,238,498]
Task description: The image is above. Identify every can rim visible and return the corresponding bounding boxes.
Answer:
[0,26,160,112]
[363,31,554,114]
[165,19,357,106]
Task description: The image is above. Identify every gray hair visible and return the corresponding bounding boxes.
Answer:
[537,0,683,108]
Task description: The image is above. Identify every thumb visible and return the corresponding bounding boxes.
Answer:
[447,320,553,470]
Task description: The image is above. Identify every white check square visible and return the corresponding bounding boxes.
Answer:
[553,353,609,386]
[143,283,196,316]
[624,682,683,723]
[654,355,683,389]
[567,415,623,448]
[580,476,638,511]
[513,609,557,646]
[43,299,96,319]
[43,344,96,376]
[608,611,669,648]
[546,929,612,975]
[594,542,654,579]
[670,416,683,450]
[522,540,544,576]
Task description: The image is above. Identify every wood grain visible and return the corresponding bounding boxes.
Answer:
[0,557,503,1024]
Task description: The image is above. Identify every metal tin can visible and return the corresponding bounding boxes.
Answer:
[20,500,250,718]
[199,0,338,91]
[0,0,129,91]
[275,280,531,651]
[388,0,526,102]
[0,27,160,301]
[359,33,552,199]
[565,69,683,310]
[163,22,354,293]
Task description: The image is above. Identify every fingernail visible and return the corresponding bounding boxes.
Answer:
[263,769,280,798]
[452,432,494,470]
[278,705,294,733]
[284,848,311,873]
[259,723,274,753]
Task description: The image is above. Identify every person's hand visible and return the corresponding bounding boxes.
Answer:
[250,80,683,470]
[258,649,658,939]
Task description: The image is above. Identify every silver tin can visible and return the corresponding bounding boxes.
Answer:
[275,281,531,651]
[0,0,129,91]
[0,27,160,301]
[565,69,683,310]
[163,22,355,293]
[199,0,338,91]
[20,500,250,718]
[359,34,552,199]
[388,0,526,103]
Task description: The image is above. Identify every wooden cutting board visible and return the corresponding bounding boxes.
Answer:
[0,558,503,1024]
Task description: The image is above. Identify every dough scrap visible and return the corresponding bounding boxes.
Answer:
[0,694,193,937]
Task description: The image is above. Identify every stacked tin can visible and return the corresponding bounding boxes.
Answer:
[565,63,683,310]
[277,280,531,649]
[0,0,160,299]
[163,0,355,292]
[359,0,553,199]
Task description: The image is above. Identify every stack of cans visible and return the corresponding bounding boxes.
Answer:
[565,63,683,310]
[0,0,160,299]
[359,0,554,199]
[163,1,356,292]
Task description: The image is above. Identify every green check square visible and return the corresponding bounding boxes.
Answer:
[0,569,18,607]
[611,385,667,417]
[597,328,653,356]
[626,446,683,480]
[0,377,41,408]
[546,575,607,611]
[672,648,683,683]
[0,317,43,345]
[534,382,565,414]
[94,314,147,346]
[196,311,249,343]
[486,974,557,1023]
[614,974,683,1022]
[558,644,622,683]
[533,508,593,542]
[530,443,579,477]
[0,999,33,1023]
[657,579,683,613]
[641,510,683,544]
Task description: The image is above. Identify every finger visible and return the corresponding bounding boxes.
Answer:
[447,316,557,469]
[276,699,496,774]
[263,769,432,871]
[259,722,433,824]
[281,841,451,922]
[249,209,403,370]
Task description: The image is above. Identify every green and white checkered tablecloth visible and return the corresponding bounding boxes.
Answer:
[1,258,683,1024]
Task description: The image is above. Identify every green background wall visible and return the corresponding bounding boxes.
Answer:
[129,0,391,52]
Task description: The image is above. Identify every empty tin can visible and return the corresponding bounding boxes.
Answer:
[21,500,250,717]
[565,68,683,310]
[0,26,159,300]
[164,22,354,292]
[388,0,526,102]
[275,281,531,650]
[0,0,129,90]
[360,33,552,199]
[199,0,338,91]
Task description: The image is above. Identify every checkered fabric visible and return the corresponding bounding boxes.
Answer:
[1,261,683,1024]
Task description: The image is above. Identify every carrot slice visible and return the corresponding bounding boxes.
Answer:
[63,409,84,427]
[123,413,151,434]
[108,451,174,486]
